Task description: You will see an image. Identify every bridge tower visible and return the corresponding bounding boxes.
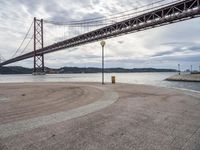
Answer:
[33,17,45,75]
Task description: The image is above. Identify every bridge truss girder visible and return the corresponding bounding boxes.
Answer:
[40,0,200,54]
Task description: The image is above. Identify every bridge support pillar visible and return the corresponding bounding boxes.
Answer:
[33,17,45,75]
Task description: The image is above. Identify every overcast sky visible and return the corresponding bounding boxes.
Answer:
[0,0,200,70]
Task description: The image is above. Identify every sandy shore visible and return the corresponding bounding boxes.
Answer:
[0,82,200,150]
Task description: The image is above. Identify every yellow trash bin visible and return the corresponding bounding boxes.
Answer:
[111,76,116,84]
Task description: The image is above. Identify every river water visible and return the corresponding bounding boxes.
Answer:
[0,72,200,92]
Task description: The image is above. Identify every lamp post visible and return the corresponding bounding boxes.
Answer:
[178,64,180,75]
[100,41,106,85]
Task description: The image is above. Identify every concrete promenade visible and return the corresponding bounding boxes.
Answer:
[0,82,200,150]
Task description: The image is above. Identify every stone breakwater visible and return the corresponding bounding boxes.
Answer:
[166,73,200,82]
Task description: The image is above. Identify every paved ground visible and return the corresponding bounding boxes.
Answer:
[0,82,200,150]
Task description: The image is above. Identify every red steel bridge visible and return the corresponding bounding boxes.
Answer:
[0,0,200,74]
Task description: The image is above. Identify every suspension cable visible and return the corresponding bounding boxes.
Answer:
[11,20,34,58]
[0,54,6,61]
[19,34,34,55]
[44,0,182,26]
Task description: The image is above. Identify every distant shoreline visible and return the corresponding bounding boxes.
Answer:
[0,66,177,74]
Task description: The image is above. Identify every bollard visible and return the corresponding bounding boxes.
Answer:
[111,76,116,84]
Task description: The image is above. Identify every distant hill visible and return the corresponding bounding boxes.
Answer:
[59,67,177,73]
[0,66,32,74]
[0,66,177,74]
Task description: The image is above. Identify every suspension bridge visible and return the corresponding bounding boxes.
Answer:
[0,0,200,74]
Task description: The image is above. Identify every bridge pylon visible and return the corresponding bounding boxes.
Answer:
[33,17,45,75]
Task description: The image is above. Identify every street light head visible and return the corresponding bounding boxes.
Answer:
[100,41,106,47]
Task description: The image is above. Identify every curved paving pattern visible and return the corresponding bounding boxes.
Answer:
[0,84,104,124]
[0,83,119,138]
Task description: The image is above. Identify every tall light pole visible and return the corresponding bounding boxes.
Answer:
[100,41,106,85]
[178,64,180,75]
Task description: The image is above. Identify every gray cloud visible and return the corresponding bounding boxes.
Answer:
[0,0,200,70]
[152,43,200,57]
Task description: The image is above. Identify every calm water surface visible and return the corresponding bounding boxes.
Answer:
[0,72,199,92]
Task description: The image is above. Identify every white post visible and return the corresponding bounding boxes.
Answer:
[100,41,106,85]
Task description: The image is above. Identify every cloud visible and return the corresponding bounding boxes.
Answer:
[0,0,200,70]
[151,42,200,57]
